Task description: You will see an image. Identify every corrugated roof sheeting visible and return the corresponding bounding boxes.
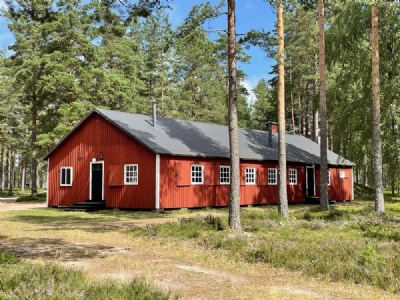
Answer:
[95,108,353,166]
[45,108,353,166]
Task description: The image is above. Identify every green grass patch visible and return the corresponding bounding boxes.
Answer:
[130,202,400,292]
[0,252,20,265]
[354,183,375,200]
[16,193,47,202]
[132,214,225,239]
[0,253,173,300]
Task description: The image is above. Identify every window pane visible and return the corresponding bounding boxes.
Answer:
[220,166,230,184]
[66,168,71,185]
[60,167,72,186]
[268,169,277,185]
[125,164,138,184]
[289,169,297,185]
[191,165,203,184]
[61,169,66,185]
[245,168,255,184]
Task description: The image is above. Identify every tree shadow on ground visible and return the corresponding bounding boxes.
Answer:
[0,236,115,261]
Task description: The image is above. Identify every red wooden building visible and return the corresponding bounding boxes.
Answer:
[45,108,354,209]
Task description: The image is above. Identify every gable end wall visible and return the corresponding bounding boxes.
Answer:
[47,114,156,209]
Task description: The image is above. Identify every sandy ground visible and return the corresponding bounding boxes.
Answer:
[0,202,397,300]
[0,201,46,211]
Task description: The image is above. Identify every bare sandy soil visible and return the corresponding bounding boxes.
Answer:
[0,202,396,300]
[0,202,46,211]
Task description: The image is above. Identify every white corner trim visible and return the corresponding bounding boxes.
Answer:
[351,168,354,200]
[155,154,160,209]
[89,161,104,201]
[46,158,49,207]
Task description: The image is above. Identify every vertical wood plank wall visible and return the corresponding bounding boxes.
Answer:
[47,114,155,209]
[47,112,354,209]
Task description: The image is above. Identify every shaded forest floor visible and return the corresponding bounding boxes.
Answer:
[0,202,397,300]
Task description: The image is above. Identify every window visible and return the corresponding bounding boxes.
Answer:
[124,164,138,185]
[339,171,346,178]
[220,166,230,184]
[327,171,331,185]
[60,167,72,186]
[191,165,204,184]
[289,169,297,185]
[268,168,277,185]
[245,167,256,185]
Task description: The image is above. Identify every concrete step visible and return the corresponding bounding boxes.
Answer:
[64,200,106,212]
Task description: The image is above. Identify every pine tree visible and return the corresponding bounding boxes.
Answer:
[251,79,276,129]
[318,0,329,210]
[133,9,174,117]
[227,0,241,232]
[3,0,60,195]
[371,4,384,213]
[277,0,288,217]
[84,0,145,112]
[173,2,227,124]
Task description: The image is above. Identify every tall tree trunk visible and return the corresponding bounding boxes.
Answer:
[227,0,241,232]
[319,0,329,210]
[0,143,3,192]
[31,89,38,196]
[305,96,310,138]
[277,0,288,217]
[8,149,14,195]
[299,94,305,136]
[371,4,384,213]
[20,155,25,192]
[4,148,9,191]
[312,109,318,143]
[289,68,295,134]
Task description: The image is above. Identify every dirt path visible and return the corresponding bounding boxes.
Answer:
[0,203,396,300]
[0,201,46,211]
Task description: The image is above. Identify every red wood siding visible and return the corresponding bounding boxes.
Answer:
[159,158,307,209]
[47,114,156,209]
[47,112,353,209]
[328,167,353,201]
[314,166,353,201]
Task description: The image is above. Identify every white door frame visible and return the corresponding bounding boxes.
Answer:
[89,161,104,201]
[306,165,315,197]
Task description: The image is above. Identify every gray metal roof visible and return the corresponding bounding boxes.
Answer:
[95,108,353,166]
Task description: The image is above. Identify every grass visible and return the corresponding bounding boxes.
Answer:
[0,187,47,202]
[130,197,400,293]
[0,184,397,298]
[16,193,47,203]
[0,253,173,300]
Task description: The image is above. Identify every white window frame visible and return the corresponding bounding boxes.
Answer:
[339,170,346,178]
[268,168,277,185]
[327,170,331,185]
[124,164,138,185]
[289,168,297,185]
[60,167,73,186]
[220,166,230,185]
[191,164,204,185]
[245,167,256,185]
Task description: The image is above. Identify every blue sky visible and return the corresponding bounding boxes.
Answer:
[0,0,276,103]
[170,1,276,103]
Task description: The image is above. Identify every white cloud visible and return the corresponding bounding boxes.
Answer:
[241,74,268,106]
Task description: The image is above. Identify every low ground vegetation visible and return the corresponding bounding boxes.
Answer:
[0,253,172,300]
[0,188,47,201]
[1,185,399,298]
[131,190,400,293]
[16,192,47,203]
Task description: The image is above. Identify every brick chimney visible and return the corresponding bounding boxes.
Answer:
[266,121,278,147]
[152,98,157,128]
[266,121,278,133]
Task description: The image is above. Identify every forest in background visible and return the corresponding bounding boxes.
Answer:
[0,0,398,195]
